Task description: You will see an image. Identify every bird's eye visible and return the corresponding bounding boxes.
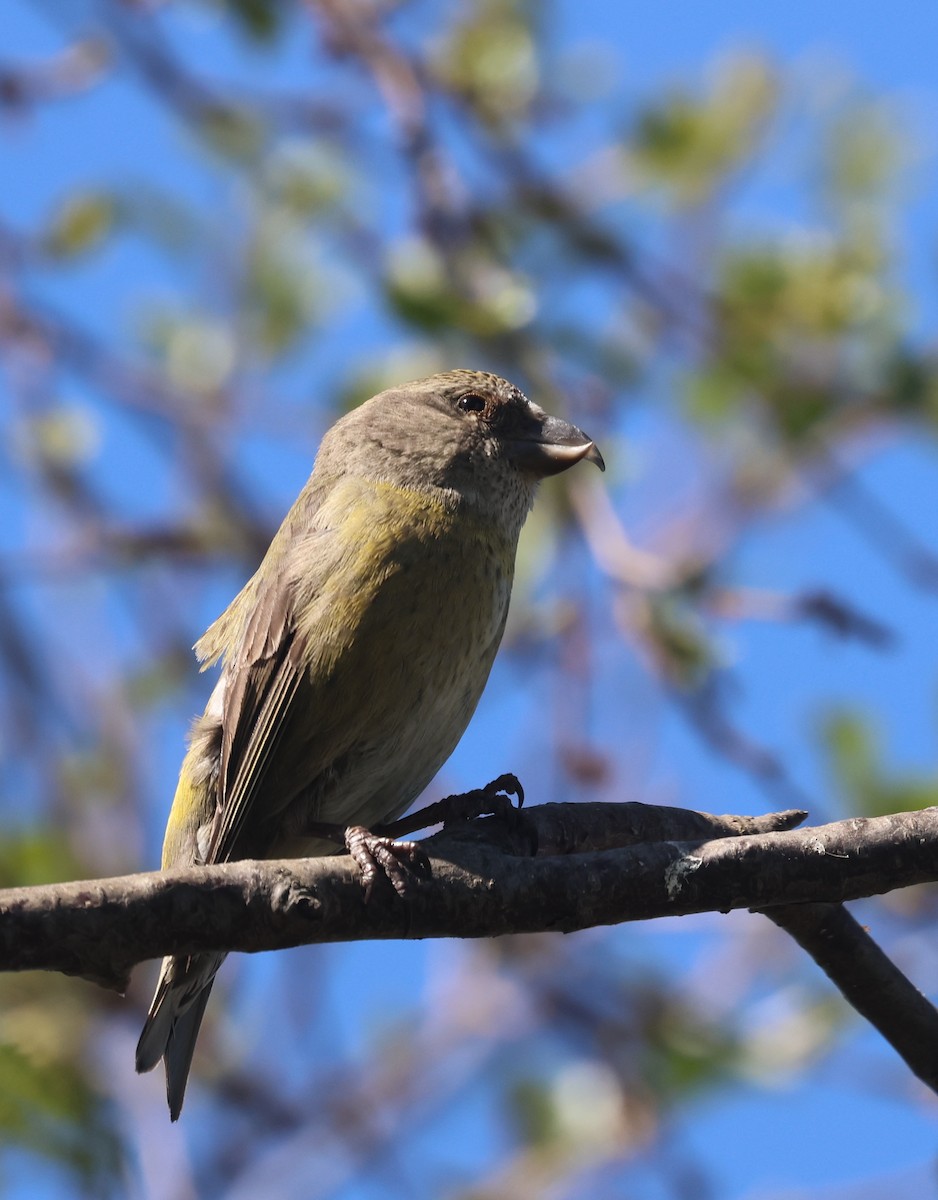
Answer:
[458,393,487,414]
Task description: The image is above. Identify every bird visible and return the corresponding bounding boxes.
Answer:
[135,368,604,1119]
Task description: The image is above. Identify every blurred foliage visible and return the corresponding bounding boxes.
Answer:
[430,0,541,126]
[223,0,283,42]
[630,54,778,203]
[1,0,937,1195]
[42,192,120,260]
[822,708,938,816]
[0,978,120,1197]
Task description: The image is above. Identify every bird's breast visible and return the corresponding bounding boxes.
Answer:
[276,480,518,842]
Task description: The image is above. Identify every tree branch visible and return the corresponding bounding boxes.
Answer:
[761,901,938,1091]
[3,800,938,1090]
[0,800,929,971]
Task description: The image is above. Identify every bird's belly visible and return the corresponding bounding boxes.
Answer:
[272,535,513,855]
[326,679,482,825]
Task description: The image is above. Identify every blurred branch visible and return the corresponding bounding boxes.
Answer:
[0,285,274,561]
[0,38,108,112]
[817,448,938,591]
[102,7,346,135]
[569,475,681,589]
[312,0,427,146]
[704,586,894,647]
[0,283,209,422]
[0,523,231,583]
[678,688,792,786]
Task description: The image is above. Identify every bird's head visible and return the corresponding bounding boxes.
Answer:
[321,369,604,533]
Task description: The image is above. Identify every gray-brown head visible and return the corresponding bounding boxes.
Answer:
[315,369,604,532]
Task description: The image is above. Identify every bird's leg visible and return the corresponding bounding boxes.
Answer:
[301,774,524,898]
[374,773,525,838]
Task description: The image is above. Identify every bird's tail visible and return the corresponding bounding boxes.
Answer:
[136,951,225,1121]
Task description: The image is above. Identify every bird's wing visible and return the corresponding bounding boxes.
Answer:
[210,620,297,862]
[204,570,298,863]
[200,472,415,864]
[203,538,327,865]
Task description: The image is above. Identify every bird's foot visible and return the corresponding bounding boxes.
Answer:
[374,773,525,839]
[439,772,525,828]
[344,825,431,901]
[435,773,535,854]
[307,774,526,896]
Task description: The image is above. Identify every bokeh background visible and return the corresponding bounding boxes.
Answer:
[3,1,938,1197]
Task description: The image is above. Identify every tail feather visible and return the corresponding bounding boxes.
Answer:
[136,953,224,1121]
[162,984,214,1121]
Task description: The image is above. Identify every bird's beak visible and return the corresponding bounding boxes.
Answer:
[506,413,605,477]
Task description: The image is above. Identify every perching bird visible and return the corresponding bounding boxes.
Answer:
[135,369,604,1118]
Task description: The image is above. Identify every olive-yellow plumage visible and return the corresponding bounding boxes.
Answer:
[136,369,603,1119]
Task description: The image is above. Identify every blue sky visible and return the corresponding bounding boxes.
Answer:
[4,2,938,1197]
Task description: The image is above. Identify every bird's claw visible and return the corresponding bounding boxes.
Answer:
[344,825,432,900]
[440,772,525,828]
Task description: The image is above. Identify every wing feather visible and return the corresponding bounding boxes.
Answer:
[204,529,326,865]
[206,639,307,863]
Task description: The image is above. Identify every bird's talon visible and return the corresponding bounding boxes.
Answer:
[344,825,429,898]
[485,772,525,808]
[440,773,526,828]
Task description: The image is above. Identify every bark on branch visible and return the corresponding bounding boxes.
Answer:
[761,901,938,1089]
[0,800,931,980]
[2,800,937,1091]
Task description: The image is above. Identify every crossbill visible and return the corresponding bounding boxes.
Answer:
[135,369,604,1118]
